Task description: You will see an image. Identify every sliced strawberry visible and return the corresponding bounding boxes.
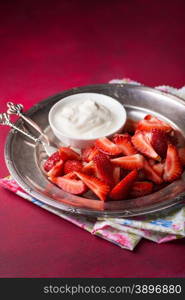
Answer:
[130,181,153,198]
[143,159,163,184]
[113,167,121,185]
[109,170,138,200]
[62,172,78,179]
[50,174,87,195]
[132,131,160,161]
[63,160,83,174]
[93,152,114,187]
[43,151,61,172]
[137,115,172,132]
[111,154,144,170]
[163,144,183,182]
[152,163,164,177]
[59,147,81,161]
[95,137,122,155]
[75,171,110,201]
[47,160,64,177]
[82,161,96,176]
[123,118,138,135]
[113,133,137,155]
[81,146,93,162]
[150,129,168,159]
[178,147,185,166]
[81,146,99,162]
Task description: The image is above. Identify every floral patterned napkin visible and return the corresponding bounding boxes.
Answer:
[1,79,185,251]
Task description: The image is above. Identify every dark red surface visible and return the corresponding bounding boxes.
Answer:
[0,0,185,278]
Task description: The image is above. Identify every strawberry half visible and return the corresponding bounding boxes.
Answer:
[113,167,121,185]
[63,160,83,174]
[137,115,172,132]
[75,171,110,201]
[59,147,81,161]
[143,159,163,184]
[43,151,61,172]
[113,133,137,155]
[152,163,164,177]
[123,118,138,135]
[93,152,114,187]
[130,181,153,198]
[151,129,168,159]
[81,146,99,162]
[95,137,122,155]
[163,144,183,182]
[82,161,96,176]
[109,170,138,200]
[111,154,144,170]
[132,131,160,161]
[47,160,64,177]
[50,173,87,195]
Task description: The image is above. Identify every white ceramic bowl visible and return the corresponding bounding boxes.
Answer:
[49,92,127,148]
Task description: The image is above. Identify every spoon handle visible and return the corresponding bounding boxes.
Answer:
[7,102,50,144]
[0,113,39,143]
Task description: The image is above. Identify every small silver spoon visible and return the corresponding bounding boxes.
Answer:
[0,112,57,156]
[7,101,50,144]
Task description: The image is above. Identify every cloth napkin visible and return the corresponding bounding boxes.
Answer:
[1,79,185,251]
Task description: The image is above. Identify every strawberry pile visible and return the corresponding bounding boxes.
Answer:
[44,115,185,201]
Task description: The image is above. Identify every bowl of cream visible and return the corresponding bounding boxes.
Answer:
[49,93,127,148]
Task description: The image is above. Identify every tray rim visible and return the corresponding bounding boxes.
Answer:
[4,83,185,218]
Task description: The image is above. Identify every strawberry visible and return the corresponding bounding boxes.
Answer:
[43,151,61,172]
[93,152,114,187]
[137,115,172,132]
[111,154,144,170]
[63,160,83,174]
[150,129,168,158]
[109,170,138,200]
[113,167,121,185]
[163,144,183,182]
[130,181,153,198]
[75,171,110,201]
[62,172,78,179]
[59,147,81,161]
[81,146,93,162]
[95,137,122,155]
[82,161,96,176]
[152,163,164,177]
[178,147,185,166]
[123,118,138,135]
[113,133,137,155]
[81,146,99,162]
[132,131,160,161]
[143,159,163,184]
[47,160,64,177]
[50,173,87,195]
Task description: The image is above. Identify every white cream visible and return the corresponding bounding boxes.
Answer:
[53,99,118,139]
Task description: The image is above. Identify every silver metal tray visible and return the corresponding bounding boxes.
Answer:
[5,84,185,217]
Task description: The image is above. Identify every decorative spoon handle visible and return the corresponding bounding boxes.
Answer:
[7,102,50,144]
[0,113,39,143]
[0,112,56,156]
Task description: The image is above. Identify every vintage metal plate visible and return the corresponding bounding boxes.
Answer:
[4,84,185,217]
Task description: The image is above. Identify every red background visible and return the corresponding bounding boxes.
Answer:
[0,0,185,277]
